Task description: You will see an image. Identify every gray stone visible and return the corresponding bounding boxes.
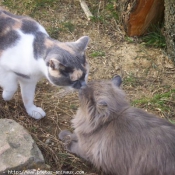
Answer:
[0,119,46,175]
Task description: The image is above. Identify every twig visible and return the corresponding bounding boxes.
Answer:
[79,0,93,20]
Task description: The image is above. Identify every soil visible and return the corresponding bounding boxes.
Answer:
[0,1,175,175]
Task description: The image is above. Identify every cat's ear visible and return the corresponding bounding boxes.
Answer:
[74,36,89,52]
[112,75,122,87]
[49,59,65,71]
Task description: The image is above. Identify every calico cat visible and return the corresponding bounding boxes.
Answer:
[0,7,89,119]
[59,76,175,175]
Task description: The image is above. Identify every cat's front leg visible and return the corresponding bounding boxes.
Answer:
[59,130,78,143]
[19,80,46,119]
[59,130,88,160]
[59,130,78,151]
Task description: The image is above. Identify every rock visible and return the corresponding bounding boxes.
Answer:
[0,119,46,175]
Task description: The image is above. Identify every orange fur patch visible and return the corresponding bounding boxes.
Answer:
[48,58,63,78]
[70,69,83,81]
[13,21,22,30]
[0,27,10,36]
[48,67,61,78]
[44,39,54,48]
[56,42,75,55]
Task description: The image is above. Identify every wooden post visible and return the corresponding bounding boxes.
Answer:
[118,0,164,36]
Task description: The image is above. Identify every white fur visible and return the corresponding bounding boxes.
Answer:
[0,30,48,119]
[0,13,89,119]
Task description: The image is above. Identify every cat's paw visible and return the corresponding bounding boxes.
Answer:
[26,106,46,119]
[59,130,72,145]
[2,90,15,101]
[59,130,72,140]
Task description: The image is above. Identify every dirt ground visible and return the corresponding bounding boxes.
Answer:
[0,0,175,174]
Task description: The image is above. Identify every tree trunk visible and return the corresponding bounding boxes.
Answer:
[164,0,175,63]
[118,0,164,36]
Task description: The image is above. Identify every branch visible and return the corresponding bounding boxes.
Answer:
[79,0,93,20]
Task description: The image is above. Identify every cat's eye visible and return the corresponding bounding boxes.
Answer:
[61,70,69,77]
[98,101,108,107]
[60,66,73,77]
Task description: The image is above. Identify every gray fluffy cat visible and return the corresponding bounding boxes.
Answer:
[0,7,89,119]
[59,75,175,175]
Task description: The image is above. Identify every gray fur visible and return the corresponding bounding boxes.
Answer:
[67,36,89,53]
[21,19,39,34]
[33,31,47,59]
[45,45,86,66]
[48,75,72,87]
[0,17,15,31]
[0,14,20,50]
[0,30,20,50]
[59,77,175,175]
[3,10,23,19]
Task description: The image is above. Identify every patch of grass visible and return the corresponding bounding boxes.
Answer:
[47,27,60,39]
[125,36,135,43]
[70,104,78,110]
[123,74,141,87]
[34,0,56,8]
[91,15,104,23]
[169,119,175,124]
[142,26,166,48]
[90,0,119,23]
[106,1,119,20]
[62,22,75,33]
[90,51,105,57]
[2,0,56,17]
[132,89,175,112]
[30,126,37,132]
[3,0,36,13]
